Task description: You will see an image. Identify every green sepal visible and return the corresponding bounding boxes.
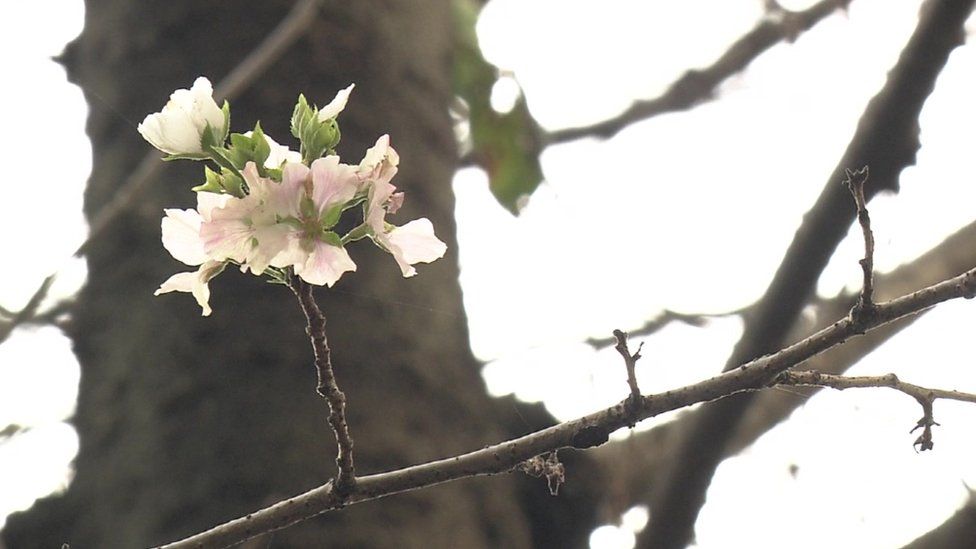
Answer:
[341,223,370,245]
[192,166,244,197]
[223,122,271,174]
[320,202,344,229]
[291,93,341,163]
[319,231,343,247]
[163,152,209,161]
[299,196,317,220]
[291,94,314,140]
[220,100,231,144]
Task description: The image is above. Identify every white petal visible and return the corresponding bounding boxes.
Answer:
[386,218,447,276]
[317,84,355,121]
[310,156,359,212]
[295,241,357,287]
[161,209,208,266]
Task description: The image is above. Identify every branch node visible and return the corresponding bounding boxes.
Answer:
[516,451,565,496]
[910,393,939,452]
[612,329,644,424]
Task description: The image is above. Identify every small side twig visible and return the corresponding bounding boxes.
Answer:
[844,165,876,320]
[289,276,356,495]
[0,274,55,344]
[612,329,644,423]
[774,370,976,451]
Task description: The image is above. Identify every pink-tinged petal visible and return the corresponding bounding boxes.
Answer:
[242,224,292,274]
[161,208,207,266]
[385,218,447,277]
[317,84,355,121]
[364,179,397,234]
[310,156,359,212]
[200,200,255,263]
[154,260,225,316]
[358,134,399,188]
[296,241,357,287]
[196,192,232,221]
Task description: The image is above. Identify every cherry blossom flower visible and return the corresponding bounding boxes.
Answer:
[363,157,447,277]
[138,77,226,156]
[155,191,233,316]
[269,157,360,286]
[199,163,293,275]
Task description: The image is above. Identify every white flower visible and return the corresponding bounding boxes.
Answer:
[156,191,232,316]
[269,157,360,286]
[364,176,447,278]
[317,84,355,121]
[199,163,292,274]
[138,77,226,155]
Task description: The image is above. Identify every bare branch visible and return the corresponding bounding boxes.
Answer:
[544,0,850,145]
[613,329,644,422]
[775,370,976,450]
[586,308,740,348]
[641,1,976,545]
[289,276,356,495]
[844,165,876,316]
[154,265,976,549]
[0,275,55,344]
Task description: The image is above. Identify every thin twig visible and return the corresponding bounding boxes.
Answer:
[289,276,356,495]
[155,265,976,549]
[544,0,850,145]
[844,165,876,317]
[774,370,976,450]
[0,275,55,344]
[586,308,741,348]
[612,329,644,422]
[0,0,324,342]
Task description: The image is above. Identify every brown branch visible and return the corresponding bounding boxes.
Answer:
[612,329,644,421]
[0,275,55,344]
[640,1,976,546]
[845,165,876,315]
[775,370,976,450]
[591,215,976,521]
[288,277,356,496]
[544,0,850,145]
[0,0,324,342]
[586,308,740,348]
[154,265,976,549]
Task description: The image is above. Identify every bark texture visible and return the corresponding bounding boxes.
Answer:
[4,1,597,547]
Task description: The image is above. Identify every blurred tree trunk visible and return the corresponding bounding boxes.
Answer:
[4,1,597,547]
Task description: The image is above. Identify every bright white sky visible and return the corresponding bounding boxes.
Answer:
[2,1,976,548]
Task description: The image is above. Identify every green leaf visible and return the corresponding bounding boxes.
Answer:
[453,0,544,214]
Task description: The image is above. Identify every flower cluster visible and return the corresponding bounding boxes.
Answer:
[139,78,447,316]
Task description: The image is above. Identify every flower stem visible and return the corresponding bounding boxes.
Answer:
[288,275,356,495]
